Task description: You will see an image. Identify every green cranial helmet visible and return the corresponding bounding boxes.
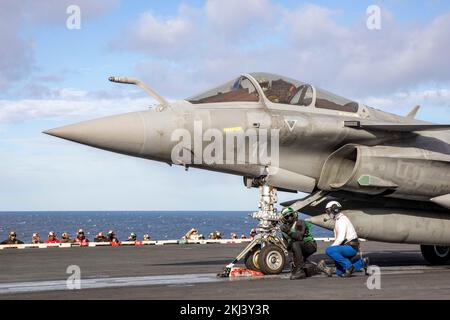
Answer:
[281,207,297,222]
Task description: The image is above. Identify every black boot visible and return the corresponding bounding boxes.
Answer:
[290,242,306,280]
[290,266,306,280]
[341,265,355,278]
[304,262,320,277]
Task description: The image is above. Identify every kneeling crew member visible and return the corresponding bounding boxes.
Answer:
[324,201,368,277]
[280,207,317,280]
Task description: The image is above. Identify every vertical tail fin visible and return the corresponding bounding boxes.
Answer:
[406,105,420,119]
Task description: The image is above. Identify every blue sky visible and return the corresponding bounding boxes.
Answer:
[0,0,449,211]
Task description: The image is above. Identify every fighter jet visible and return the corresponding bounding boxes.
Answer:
[44,73,450,274]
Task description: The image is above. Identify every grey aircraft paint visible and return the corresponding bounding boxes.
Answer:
[44,72,450,246]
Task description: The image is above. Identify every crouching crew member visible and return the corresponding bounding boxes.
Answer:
[280,207,317,280]
[323,201,369,277]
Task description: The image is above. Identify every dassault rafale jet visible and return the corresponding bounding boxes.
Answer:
[45,73,450,275]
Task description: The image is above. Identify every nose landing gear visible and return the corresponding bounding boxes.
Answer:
[218,184,288,277]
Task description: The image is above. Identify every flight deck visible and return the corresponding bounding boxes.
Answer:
[1,241,449,300]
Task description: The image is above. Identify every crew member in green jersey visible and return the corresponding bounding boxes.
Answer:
[280,207,317,280]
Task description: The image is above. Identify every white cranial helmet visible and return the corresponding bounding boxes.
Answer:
[326,201,342,213]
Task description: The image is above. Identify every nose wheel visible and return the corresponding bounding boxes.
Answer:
[259,244,286,275]
[244,245,261,271]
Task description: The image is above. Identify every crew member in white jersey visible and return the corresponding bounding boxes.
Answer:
[324,201,369,277]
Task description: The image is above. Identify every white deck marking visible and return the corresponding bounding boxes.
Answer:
[0,273,223,294]
[0,265,449,294]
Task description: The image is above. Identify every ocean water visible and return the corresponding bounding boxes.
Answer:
[0,211,333,243]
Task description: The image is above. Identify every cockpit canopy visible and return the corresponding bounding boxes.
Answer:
[188,72,359,113]
[188,76,260,104]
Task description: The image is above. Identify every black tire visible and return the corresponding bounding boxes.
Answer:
[259,244,286,275]
[244,246,261,271]
[420,245,450,265]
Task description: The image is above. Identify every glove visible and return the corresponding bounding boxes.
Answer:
[280,224,291,234]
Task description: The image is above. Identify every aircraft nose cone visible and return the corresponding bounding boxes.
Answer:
[44,112,145,156]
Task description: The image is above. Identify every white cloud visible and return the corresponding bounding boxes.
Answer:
[205,0,278,39]
[0,143,260,211]
[0,0,117,92]
[0,2,34,90]
[133,11,193,47]
[1,84,449,125]
[110,2,450,100]
[111,5,198,57]
[2,1,450,212]
[3,0,450,125]
[284,4,349,44]
[0,97,150,124]
[360,87,450,122]
[22,0,119,25]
